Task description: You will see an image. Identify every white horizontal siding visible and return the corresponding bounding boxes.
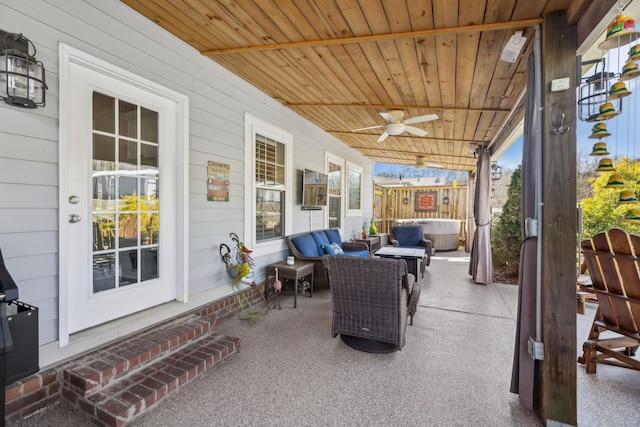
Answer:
[0,0,372,359]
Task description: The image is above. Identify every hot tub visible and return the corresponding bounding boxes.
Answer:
[395,219,461,251]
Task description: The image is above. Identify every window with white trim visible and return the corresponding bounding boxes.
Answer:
[325,153,343,229]
[244,114,293,250]
[255,135,285,242]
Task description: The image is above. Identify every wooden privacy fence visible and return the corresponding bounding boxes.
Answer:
[373,184,468,243]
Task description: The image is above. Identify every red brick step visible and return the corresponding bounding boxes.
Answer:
[64,332,239,427]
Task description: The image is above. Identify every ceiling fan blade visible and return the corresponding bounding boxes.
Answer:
[352,124,384,132]
[404,126,428,137]
[377,132,389,143]
[379,112,398,123]
[403,114,439,125]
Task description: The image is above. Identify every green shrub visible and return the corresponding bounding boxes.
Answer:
[491,165,522,277]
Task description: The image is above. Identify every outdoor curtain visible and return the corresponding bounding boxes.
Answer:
[468,149,493,284]
[510,52,538,410]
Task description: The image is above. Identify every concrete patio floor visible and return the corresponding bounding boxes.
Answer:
[11,252,640,426]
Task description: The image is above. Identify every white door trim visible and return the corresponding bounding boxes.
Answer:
[58,43,189,347]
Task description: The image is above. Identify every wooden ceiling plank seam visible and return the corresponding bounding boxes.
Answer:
[325,45,387,105]
[216,0,295,46]
[463,111,484,142]
[418,40,443,135]
[467,29,506,111]
[307,46,373,104]
[215,51,329,104]
[405,0,435,31]
[171,0,263,47]
[334,0,374,36]
[455,0,486,108]
[483,0,518,24]
[357,42,405,105]
[201,18,543,55]
[356,0,413,106]
[381,0,423,107]
[124,0,221,50]
[252,0,315,41]
[511,2,548,21]
[291,45,367,104]
[291,0,350,40]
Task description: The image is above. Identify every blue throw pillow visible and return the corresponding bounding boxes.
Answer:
[292,234,320,256]
[311,231,331,255]
[325,229,343,247]
[323,243,344,255]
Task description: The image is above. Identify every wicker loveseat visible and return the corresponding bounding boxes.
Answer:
[285,229,369,289]
[323,255,412,352]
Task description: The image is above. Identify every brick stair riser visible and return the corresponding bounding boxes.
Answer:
[63,334,240,427]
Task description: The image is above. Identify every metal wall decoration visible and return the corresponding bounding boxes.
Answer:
[415,190,438,212]
[207,161,229,201]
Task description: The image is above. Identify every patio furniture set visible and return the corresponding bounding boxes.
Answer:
[264,225,431,352]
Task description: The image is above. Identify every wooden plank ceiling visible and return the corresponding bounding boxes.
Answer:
[122,0,593,172]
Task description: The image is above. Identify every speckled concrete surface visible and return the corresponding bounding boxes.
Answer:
[11,253,640,426]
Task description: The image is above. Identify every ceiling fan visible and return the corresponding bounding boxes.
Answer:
[352,110,439,142]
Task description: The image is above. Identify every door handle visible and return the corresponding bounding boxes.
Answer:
[69,214,81,223]
[69,195,79,204]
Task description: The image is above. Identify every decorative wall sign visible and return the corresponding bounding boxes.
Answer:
[415,190,437,212]
[207,161,230,201]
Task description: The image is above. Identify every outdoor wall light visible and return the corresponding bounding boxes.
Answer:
[0,30,47,108]
[443,196,450,205]
[403,196,409,205]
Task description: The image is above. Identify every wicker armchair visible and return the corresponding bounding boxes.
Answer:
[322,255,411,352]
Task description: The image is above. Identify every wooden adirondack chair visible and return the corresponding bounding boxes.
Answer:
[578,228,640,373]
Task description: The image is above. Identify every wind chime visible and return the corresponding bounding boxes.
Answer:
[580,6,640,223]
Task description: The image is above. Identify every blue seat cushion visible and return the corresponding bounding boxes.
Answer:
[393,226,422,247]
[291,234,320,256]
[311,231,331,255]
[324,229,343,247]
[342,249,370,258]
[323,242,344,255]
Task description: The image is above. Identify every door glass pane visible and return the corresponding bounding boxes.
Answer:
[119,250,138,286]
[93,93,115,133]
[118,213,138,247]
[141,248,158,281]
[93,253,116,292]
[119,100,137,138]
[92,91,160,293]
[141,107,158,143]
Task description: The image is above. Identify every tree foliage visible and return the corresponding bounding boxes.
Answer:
[491,165,522,277]
[580,157,640,239]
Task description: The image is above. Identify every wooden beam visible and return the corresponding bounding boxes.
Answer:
[286,103,510,114]
[540,11,577,426]
[201,18,543,55]
[327,132,488,145]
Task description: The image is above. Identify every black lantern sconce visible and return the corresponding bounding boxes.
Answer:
[0,30,47,108]
[403,196,409,205]
[443,196,450,205]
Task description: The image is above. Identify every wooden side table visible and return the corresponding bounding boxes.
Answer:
[265,260,314,308]
[354,236,380,253]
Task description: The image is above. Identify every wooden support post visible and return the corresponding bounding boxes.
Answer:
[541,11,577,426]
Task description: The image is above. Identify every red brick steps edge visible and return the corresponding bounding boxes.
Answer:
[63,332,240,427]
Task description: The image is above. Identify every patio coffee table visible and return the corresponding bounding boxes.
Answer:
[374,247,425,280]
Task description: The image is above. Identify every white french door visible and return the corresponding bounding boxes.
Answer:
[59,46,186,339]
